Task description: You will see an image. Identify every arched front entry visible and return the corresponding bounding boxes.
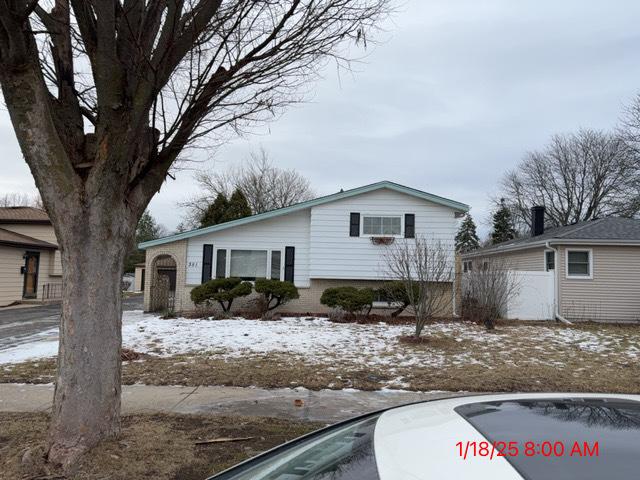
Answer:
[149,254,177,312]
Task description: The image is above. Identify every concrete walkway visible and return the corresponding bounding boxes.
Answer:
[0,384,461,423]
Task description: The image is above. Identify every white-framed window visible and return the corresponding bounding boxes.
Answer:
[566,249,592,279]
[545,250,555,271]
[230,250,268,280]
[215,249,282,281]
[362,215,402,236]
[463,260,473,273]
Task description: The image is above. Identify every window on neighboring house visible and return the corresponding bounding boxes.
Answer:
[545,251,555,271]
[567,250,591,277]
[215,249,226,279]
[362,216,401,236]
[463,261,473,273]
[230,250,268,280]
[482,261,489,271]
[271,250,281,280]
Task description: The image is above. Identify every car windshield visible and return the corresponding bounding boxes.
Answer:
[455,398,640,480]
[211,415,380,480]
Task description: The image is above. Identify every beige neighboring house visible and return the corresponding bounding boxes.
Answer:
[461,206,640,323]
[0,207,62,307]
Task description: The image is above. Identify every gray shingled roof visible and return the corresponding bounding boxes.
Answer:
[0,207,50,224]
[466,217,640,256]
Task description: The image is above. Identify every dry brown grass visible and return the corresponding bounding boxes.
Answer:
[2,321,639,393]
[0,413,320,480]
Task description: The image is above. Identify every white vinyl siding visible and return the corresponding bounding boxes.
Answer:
[309,188,457,280]
[186,210,310,287]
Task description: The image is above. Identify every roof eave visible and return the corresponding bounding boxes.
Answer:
[462,238,640,258]
[0,240,58,250]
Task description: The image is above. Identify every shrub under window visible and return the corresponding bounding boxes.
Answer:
[190,277,252,312]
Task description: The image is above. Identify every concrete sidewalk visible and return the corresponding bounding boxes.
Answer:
[0,384,460,423]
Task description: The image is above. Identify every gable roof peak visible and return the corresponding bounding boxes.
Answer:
[139,180,468,249]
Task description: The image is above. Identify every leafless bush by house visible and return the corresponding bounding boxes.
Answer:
[385,237,455,338]
[461,260,520,330]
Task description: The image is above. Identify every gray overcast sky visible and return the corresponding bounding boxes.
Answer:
[2,0,640,237]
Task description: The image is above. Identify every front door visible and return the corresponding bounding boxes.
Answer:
[22,252,40,299]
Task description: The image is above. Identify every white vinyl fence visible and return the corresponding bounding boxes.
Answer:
[462,270,555,321]
[505,271,555,320]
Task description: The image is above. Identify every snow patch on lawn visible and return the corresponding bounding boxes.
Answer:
[1,311,639,371]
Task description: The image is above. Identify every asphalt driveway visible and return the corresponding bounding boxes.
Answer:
[0,295,143,350]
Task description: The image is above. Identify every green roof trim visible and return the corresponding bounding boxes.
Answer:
[139,180,469,250]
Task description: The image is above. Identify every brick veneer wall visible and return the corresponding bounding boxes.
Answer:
[176,277,454,317]
[143,240,188,311]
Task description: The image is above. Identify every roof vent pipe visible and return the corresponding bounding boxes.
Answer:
[531,206,545,237]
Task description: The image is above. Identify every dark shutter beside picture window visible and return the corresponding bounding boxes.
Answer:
[350,213,360,237]
[284,246,295,283]
[216,249,227,279]
[201,244,213,283]
[405,214,415,238]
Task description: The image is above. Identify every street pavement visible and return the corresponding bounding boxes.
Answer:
[0,295,143,350]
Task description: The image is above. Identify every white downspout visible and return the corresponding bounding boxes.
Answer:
[546,241,571,325]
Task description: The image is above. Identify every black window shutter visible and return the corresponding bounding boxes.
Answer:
[201,244,213,283]
[284,246,295,283]
[349,213,360,237]
[405,214,415,238]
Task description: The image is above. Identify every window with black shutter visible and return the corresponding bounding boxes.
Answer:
[284,246,295,283]
[404,214,415,238]
[201,244,213,283]
[349,213,360,237]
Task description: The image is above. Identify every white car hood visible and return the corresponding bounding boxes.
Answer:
[373,392,640,480]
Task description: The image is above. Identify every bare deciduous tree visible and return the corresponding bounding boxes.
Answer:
[385,237,454,338]
[182,147,315,226]
[0,0,389,466]
[0,192,43,208]
[461,259,520,330]
[499,129,640,231]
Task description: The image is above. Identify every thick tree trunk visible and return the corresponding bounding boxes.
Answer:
[47,207,133,468]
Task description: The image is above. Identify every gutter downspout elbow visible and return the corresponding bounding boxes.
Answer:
[546,241,572,325]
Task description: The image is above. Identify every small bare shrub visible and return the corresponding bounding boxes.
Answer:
[385,237,455,338]
[462,260,520,330]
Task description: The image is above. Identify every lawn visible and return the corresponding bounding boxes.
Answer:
[1,312,639,393]
[0,412,320,480]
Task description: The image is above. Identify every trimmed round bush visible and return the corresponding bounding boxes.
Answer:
[254,279,299,312]
[190,277,252,312]
[320,286,374,316]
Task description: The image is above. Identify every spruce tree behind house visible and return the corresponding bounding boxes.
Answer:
[491,198,517,244]
[226,188,253,221]
[200,194,230,228]
[455,213,480,253]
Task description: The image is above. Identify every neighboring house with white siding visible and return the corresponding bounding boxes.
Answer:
[139,181,468,314]
[462,207,640,322]
[0,207,62,307]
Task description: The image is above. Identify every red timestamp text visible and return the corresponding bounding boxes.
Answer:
[455,440,599,460]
